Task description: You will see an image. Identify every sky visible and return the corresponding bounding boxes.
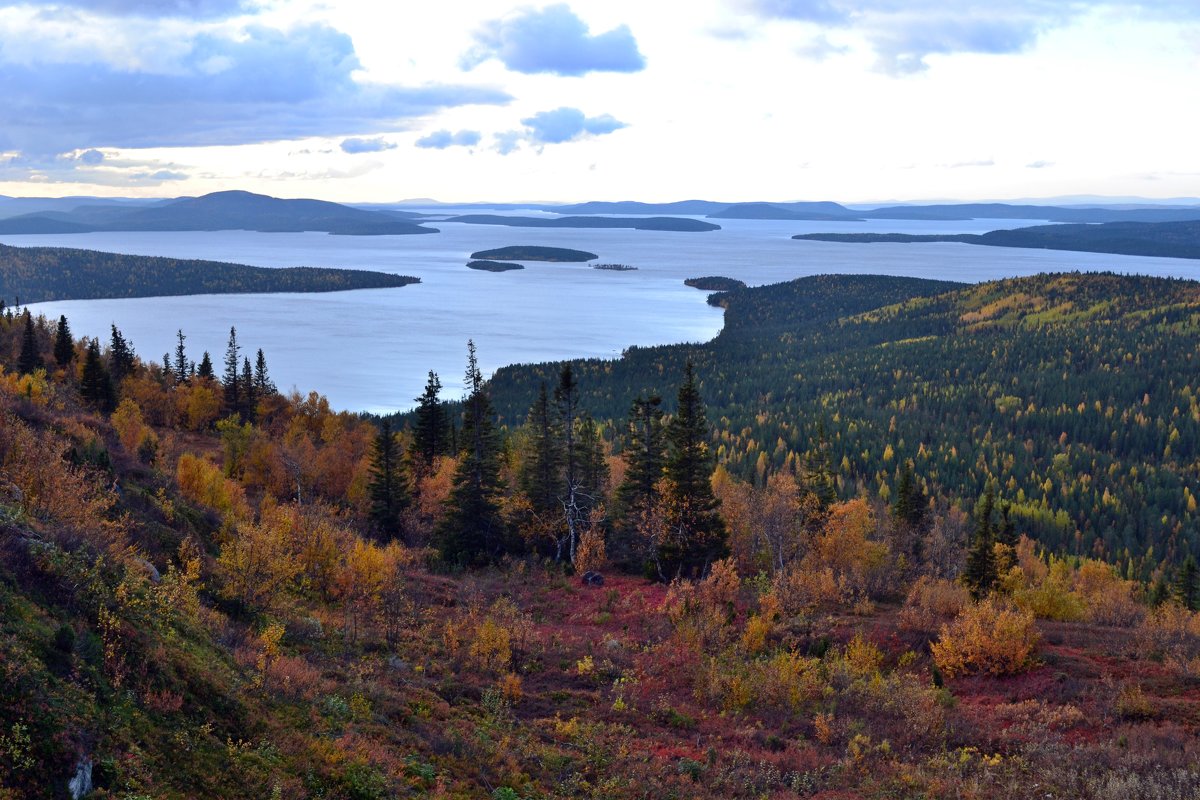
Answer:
[0,0,1198,204]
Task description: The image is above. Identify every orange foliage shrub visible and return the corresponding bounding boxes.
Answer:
[774,499,891,611]
[1136,603,1200,674]
[176,453,250,523]
[1074,560,1144,627]
[931,597,1039,677]
[574,526,607,575]
[215,504,302,610]
[899,576,969,632]
[176,382,221,431]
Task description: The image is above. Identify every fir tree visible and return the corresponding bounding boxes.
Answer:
[80,338,114,411]
[253,349,275,395]
[660,362,728,578]
[411,371,448,474]
[17,311,41,375]
[109,324,135,384]
[368,419,410,540]
[197,351,215,379]
[173,329,189,384]
[436,341,507,565]
[963,488,999,599]
[223,326,241,414]
[1175,555,1199,611]
[53,315,74,368]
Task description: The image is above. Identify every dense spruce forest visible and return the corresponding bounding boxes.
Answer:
[447,215,720,232]
[3,272,1200,799]
[485,272,1200,579]
[0,244,419,303]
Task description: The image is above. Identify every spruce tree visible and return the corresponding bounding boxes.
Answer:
[893,461,927,530]
[197,351,215,379]
[963,488,999,599]
[805,420,838,509]
[53,315,74,368]
[518,382,563,521]
[109,324,135,384]
[222,326,241,414]
[614,395,666,567]
[555,364,583,563]
[253,349,275,395]
[80,338,114,411]
[173,329,189,384]
[660,362,728,578]
[1175,555,1199,611]
[368,419,410,540]
[17,311,41,375]
[411,370,448,475]
[241,357,255,418]
[436,341,507,565]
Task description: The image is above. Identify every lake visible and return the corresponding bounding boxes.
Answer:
[10,214,1200,413]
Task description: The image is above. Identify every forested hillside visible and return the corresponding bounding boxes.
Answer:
[0,244,419,303]
[487,272,1200,579]
[2,286,1200,798]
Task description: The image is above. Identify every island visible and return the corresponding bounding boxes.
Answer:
[469,246,599,262]
[448,214,720,232]
[592,263,638,271]
[684,276,747,291]
[793,220,1200,260]
[467,260,524,272]
[0,243,419,303]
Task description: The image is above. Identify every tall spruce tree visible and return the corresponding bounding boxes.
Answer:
[173,329,189,384]
[17,311,40,375]
[893,461,927,530]
[80,338,114,411]
[660,362,728,578]
[411,371,448,474]
[109,324,135,384]
[963,487,999,599]
[197,351,215,379]
[253,349,275,395]
[53,315,74,368]
[614,395,666,567]
[436,341,507,565]
[805,420,838,509]
[222,326,241,414]
[555,364,584,563]
[241,357,255,418]
[368,419,410,540]
[518,382,562,520]
[1175,555,1200,611]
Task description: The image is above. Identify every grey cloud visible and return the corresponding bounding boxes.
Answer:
[743,0,1199,74]
[493,130,524,155]
[0,151,191,186]
[0,22,510,156]
[341,136,397,154]
[77,149,106,165]
[521,107,625,144]
[462,4,645,76]
[796,34,849,60]
[1026,160,1054,169]
[415,129,482,149]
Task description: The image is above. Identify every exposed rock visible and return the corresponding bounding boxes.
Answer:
[68,757,92,800]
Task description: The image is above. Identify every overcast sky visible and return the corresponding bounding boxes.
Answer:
[0,0,1197,203]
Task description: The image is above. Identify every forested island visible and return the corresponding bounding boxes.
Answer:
[448,214,720,232]
[469,245,598,262]
[4,270,1200,799]
[0,243,419,302]
[684,276,747,291]
[795,219,1200,260]
[466,259,524,272]
[592,263,638,271]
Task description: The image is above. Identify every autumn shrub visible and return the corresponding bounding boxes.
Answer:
[176,452,250,523]
[574,526,607,575]
[1074,560,1145,628]
[899,576,969,632]
[931,597,1039,677]
[1015,558,1086,621]
[1136,603,1200,673]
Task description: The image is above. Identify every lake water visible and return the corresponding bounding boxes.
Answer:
[10,214,1200,413]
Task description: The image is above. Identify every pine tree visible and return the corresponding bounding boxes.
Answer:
[222,326,241,414]
[963,488,999,599]
[660,362,728,578]
[368,419,410,540]
[436,341,507,565]
[17,311,41,375]
[411,371,448,475]
[109,324,135,384]
[53,315,74,368]
[1175,555,1199,611]
[253,349,275,395]
[173,329,189,384]
[80,338,114,411]
[197,351,215,379]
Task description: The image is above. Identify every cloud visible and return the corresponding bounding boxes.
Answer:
[0,21,510,157]
[462,4,645,76]
[77,149,106,165]
[520,107,625,144]
[0,0,246,17]
[741,0,1184,74]
[0,150,191,186]
[796,34,849,61]
[946,158,995,168]
[415,129,482,149]
[493,130,524,155]
[1026,160,1054,169]
[341,136,396,154]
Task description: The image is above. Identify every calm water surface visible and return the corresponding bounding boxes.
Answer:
[9,214,1200,412]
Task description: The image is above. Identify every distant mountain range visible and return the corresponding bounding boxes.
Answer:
[0,190,437,236]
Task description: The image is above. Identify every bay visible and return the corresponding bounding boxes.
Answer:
[9,214,1200,413]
